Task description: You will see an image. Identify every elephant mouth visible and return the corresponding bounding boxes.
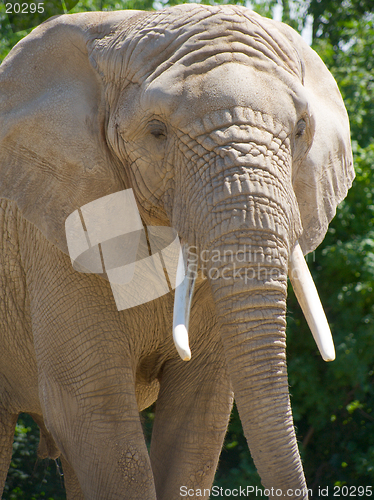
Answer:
[173,240,335,362]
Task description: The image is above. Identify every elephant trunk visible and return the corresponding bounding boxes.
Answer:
[171,125,334,496]
[197,141,308,496]
[207,227,307,497]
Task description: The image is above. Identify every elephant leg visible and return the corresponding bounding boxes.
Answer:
[31,417,83,499]
[22,235,157,499]
[0,409,18,495]
[36,346,156,500]
[60,454,85,500]
[30,413,60,460]
[38,359,156,499]
[150,337,233,500]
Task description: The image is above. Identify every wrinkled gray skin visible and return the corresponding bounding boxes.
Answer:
[0,5,354,499]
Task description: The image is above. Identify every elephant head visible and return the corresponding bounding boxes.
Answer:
[0,4,354,496]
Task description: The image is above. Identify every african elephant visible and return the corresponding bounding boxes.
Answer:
[0,4,354,499]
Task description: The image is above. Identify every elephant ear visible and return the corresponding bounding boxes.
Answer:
[0,10,142,255]
[274,21,355,255]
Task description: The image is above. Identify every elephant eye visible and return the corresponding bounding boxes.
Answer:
[152,130,166,139]
[295,118,307,138]
[149,120,167,140]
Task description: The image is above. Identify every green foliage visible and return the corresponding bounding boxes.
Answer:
[308,0,374,47]
[0,2,30,62]
[3,0,76,33]
[1,0,374,498]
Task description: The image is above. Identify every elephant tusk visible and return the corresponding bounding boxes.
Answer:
[289,242,335,362]
[173,242,196,361]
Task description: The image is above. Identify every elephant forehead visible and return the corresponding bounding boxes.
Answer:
[142,62,303,130]
[95,4,303,91]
